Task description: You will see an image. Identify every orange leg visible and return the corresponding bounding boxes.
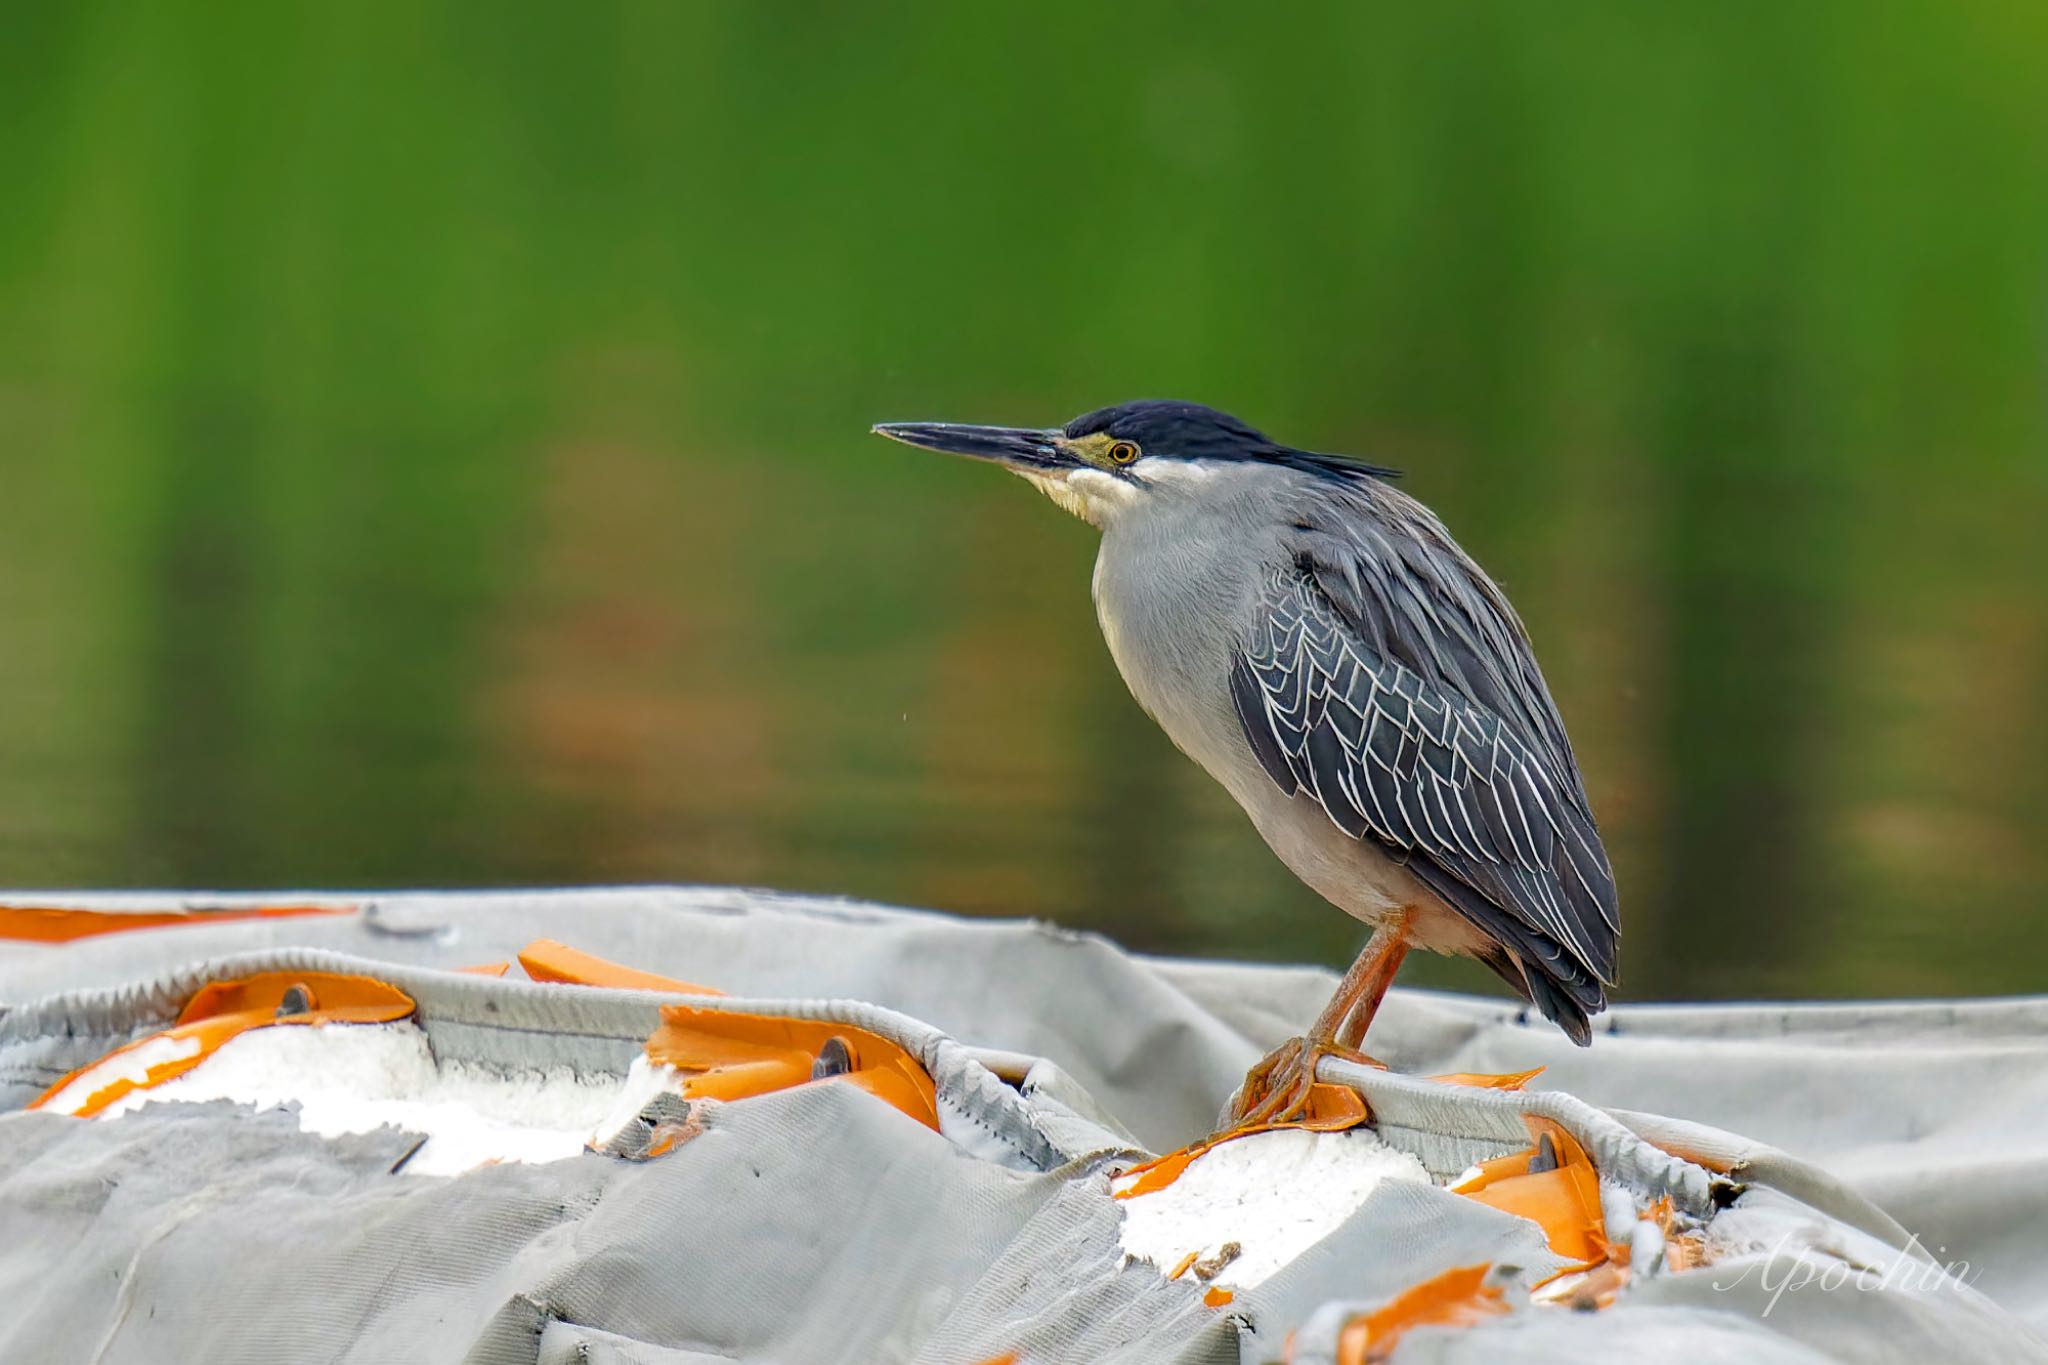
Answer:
[1229,911,1413,1125]
[1334,918,1412,1051]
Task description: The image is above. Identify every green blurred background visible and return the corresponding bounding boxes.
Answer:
[2,4,2044,1003]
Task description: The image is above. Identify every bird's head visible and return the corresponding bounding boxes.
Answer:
[873,399,1398,527]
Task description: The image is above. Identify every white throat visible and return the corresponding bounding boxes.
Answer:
[1016,459,1222,528]
[1015,467,1135,527]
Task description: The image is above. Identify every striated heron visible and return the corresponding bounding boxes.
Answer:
[875,400,1619,1125]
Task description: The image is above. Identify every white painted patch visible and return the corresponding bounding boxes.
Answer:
[1114,1127,1431,1289]
[38,1033,205,1116]
[586,1054,690,1147]
[90,1022,627,1176]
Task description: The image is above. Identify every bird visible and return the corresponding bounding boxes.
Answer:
[874,400,1619,1125]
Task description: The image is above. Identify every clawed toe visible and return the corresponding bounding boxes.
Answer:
[1223,1036,1385,1132]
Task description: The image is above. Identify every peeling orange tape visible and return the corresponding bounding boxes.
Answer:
[645,1003,939,1131]
[516,939,724,995]
[0,903,355,944]
[1116,1082,1370,1200]
[1449,1120,1609,1266]
[32,971,416,1118]
[510,939,933,1131]
[1429,1067,1545,1091]
[1335,1263,1508,1363]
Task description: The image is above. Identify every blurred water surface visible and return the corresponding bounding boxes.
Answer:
[2,5,2044,1002]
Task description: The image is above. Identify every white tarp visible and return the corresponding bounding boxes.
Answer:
[1,887,2043,1363]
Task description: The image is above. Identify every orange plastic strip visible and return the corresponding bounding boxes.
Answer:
[32,971,415,1119]
[1428,1067,1545,1091]
[645,1003,939,1131]
[1117,1143,1209,1200]
[1450,1120,1609,1266]
[1114,1082,1368,1200]
[1336,1263,1508,1364]
[175,971,415,1026]
[517,939,724,996]
[456,961,512,977]
[0,903,355,944]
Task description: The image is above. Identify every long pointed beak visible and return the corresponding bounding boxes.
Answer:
[872,421,1067,471]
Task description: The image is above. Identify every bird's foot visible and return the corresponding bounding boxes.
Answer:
[1224,1035,1385,1131]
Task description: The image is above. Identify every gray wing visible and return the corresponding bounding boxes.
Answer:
[1228,505,1619,1039]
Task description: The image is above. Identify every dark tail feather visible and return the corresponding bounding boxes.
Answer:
[1398,850,1611,1047]
[1477,945,1604,1047]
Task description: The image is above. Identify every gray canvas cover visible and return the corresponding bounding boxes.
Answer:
[0,887,2043,1363]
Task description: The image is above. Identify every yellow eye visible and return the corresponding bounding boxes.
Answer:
[1107,440,1141,465]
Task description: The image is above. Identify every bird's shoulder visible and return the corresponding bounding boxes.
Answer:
[1269,477,1580,789]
